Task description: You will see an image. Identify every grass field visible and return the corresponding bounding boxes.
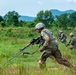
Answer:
[0,27,76,75]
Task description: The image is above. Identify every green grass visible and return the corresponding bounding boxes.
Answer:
[0,27,76,75]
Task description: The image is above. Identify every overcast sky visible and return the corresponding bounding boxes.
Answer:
[0,0,76,17]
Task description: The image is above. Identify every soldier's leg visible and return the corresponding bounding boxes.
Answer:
[38,51,50,69]
[39,61,46,70]
[53,50,72,67]
[61,38,66,44]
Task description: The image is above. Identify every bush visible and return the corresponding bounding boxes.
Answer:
[0,51,6,58]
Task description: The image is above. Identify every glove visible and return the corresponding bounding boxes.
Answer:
[40,46,47,52]
[70,46,73,50]
[40,48,44,52]
[30,39,36,45]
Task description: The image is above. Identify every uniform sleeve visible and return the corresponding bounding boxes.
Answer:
[60,33,64,39]
[70,38,75,45]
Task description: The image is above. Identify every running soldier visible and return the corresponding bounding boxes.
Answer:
[35,23,72,69]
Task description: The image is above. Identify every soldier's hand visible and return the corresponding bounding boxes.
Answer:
[40,48,44,52]
[30,39,36,45]
[66,44,69,47]
[70,47,73,50]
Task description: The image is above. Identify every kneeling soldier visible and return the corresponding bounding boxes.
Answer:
[66,33,76,50]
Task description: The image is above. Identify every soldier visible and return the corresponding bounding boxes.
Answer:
[66,33,76,50]
[59,30,67,43]
[35,23,72,69]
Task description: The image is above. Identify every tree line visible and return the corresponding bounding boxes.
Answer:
[0,10,76,29]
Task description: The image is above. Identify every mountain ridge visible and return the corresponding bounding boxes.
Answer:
[19,15,35,21]
[50,9,74,17]
[19,9,75,21]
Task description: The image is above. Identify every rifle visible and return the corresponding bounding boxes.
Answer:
[22,36,43,55]
[66,40,71,47]
[0,36,42,70]
[23,45,41,55]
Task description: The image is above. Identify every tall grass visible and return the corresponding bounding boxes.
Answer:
[0,27,76,75]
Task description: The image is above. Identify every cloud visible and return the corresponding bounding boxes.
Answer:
[66,0,76,3]
[54,0,76,3]
[38,1,43,5]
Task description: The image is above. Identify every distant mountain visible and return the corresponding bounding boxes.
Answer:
[19,15,35,22]
[50,9,74,17]
[19,9,75,21]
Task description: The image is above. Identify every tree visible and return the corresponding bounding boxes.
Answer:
[69,12,76,28]
[4,11,20,26]
[26,21,35,27]
[19,20,26,27]
[0,21,6,27]
[0,15,3,22]
[36,10,54,27]
[55,13,69,29]
[37,10,44,22]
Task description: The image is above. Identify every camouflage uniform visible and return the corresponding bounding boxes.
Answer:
[68,37,76,49]
[59,32,67,43]
[39,28,71,69]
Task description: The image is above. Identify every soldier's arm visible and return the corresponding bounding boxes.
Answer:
[70,39,75,45]
[41,31,50,48]
[66,40,71,46]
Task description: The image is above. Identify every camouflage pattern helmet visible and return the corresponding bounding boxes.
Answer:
[69,32,73,36]
[59,30,62,33]
[35,23,44,29]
